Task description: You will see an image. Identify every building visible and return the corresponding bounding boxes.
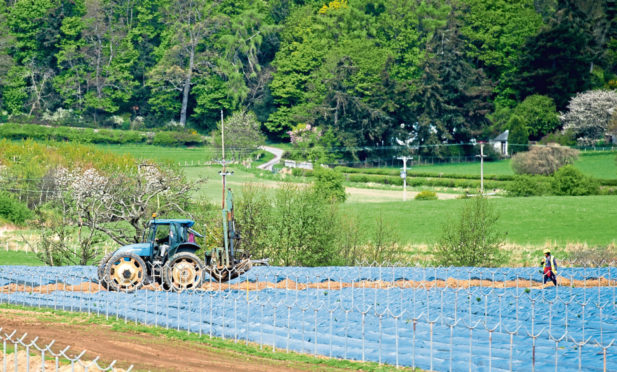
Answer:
[490,130,509,156]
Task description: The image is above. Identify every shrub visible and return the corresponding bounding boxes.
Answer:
[507,175,549,196]
[0,192,32,224]
[415,191,437,200]
[511,144,579,175]
[434,197,506,267]
[551,165,599,195]
[312,167,346,203]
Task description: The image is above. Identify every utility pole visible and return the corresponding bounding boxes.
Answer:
[218,109,233,208]
[476,142,486,195]
[397,156,412,201]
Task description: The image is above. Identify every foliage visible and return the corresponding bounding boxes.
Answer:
[235,183,341,266]
[414,190,437,200]
[506,175,549,197]
[434,197,506,267]
[312,167,346,203]
[562,90,617,145]
[551,165,599,196]
[511,145,579,175]
[512,95,560,139]
[211,110,265,160]
[0,123,204,146]
[0,191,32,224]
[506,115,528,154]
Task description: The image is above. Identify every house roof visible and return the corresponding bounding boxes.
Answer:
[492,130,509,142]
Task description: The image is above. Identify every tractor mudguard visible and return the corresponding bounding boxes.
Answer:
[112,243,152,257]
[170,242,201,257]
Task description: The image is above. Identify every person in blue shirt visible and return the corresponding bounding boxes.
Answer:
[541,249,558,286]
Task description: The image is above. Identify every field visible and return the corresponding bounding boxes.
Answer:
[1,265,616,371]
[343,195,617,246]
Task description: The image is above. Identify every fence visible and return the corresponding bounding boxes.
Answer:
[0,328,132,371]
[1,263,617,371]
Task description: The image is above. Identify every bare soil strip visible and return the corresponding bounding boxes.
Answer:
[0,277,612,294]
[0,309,381,372]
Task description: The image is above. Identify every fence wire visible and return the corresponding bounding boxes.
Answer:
[1,261,617,371]
[0,328,132,372]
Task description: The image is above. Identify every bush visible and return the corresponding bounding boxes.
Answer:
[312,167,346,202]
[0,192,32,224]
[551,165,599,195]
[507,175,549,197]
[235,183,341,266]
[434,197,506,267]
[511,144,579,175]
[415,191,437,200]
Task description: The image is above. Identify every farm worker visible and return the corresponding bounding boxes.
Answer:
[541,249,558,286]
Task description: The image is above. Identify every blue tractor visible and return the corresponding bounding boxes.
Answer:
[97,189,251,291]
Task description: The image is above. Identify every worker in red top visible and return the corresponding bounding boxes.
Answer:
[541,249,558,286]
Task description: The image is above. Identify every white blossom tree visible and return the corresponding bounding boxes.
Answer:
[34,161,201,265]
[562,90,617,145]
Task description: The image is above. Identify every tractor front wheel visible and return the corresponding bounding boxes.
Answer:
[163,252,204,292]
[104,252,146,292]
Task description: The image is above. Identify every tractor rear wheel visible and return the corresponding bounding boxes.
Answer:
[163,252,204,291]
[96,251,115,289]
[104,252,146,292]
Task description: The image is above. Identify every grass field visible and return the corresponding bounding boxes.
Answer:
[0,251,43,265]
[342,195,617,246]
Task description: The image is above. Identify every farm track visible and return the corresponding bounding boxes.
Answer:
[1,277,614,294]
[0,309,368,372]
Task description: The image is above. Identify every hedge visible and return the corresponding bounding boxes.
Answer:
[0,124,205,146]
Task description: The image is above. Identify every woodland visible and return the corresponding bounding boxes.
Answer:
[0,0,616,157]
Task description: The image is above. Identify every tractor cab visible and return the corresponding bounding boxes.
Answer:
[144,218,203,260]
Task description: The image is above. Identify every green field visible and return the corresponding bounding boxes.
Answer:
[95,144,218,164]
[407,151,617,179]
[0,251,44,265]
[343,195,617,246]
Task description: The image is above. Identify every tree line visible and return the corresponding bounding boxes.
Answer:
[1,0,616,158]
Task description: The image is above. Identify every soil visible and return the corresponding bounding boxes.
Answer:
[0,309,368,372]
[0,276,610,295]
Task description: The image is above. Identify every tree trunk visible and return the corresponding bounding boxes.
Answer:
[179,45,195,127]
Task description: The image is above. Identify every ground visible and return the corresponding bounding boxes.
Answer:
[0,308,406,372]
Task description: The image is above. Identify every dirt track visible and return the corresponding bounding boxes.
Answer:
[0,276,613,294]
[0,308,381,372]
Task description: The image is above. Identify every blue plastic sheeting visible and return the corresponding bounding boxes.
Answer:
[1,265,616,286]
[1,265,617,371]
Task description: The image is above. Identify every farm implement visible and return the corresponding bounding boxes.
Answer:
[97,112,256,292]
[97,187,252,292]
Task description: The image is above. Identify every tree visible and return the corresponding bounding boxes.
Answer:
[512,95,560,140]
[511,144,579,175]
[410,7,493,156]
[513,1,594,110]
[211,110,265,161]
[562,89,617,145]
[147,0,223,127]
[506,115,528,154]
[435,196,505,267]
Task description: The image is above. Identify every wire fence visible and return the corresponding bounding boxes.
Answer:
[1,262,617,371]
[0,328,132,371]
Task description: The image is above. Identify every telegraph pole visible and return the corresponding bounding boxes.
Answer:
[476,142,486,195]
[218,109,233,208]
[397,156,412,201]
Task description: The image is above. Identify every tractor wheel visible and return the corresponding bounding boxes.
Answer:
[163,252,204,292]
[96,251,115,289]
[104,252,146,292]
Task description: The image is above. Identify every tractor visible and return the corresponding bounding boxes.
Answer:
[97,187,252,292]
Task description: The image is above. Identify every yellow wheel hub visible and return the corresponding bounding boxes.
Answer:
[171,259,200,288]
[110,258,143,286]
